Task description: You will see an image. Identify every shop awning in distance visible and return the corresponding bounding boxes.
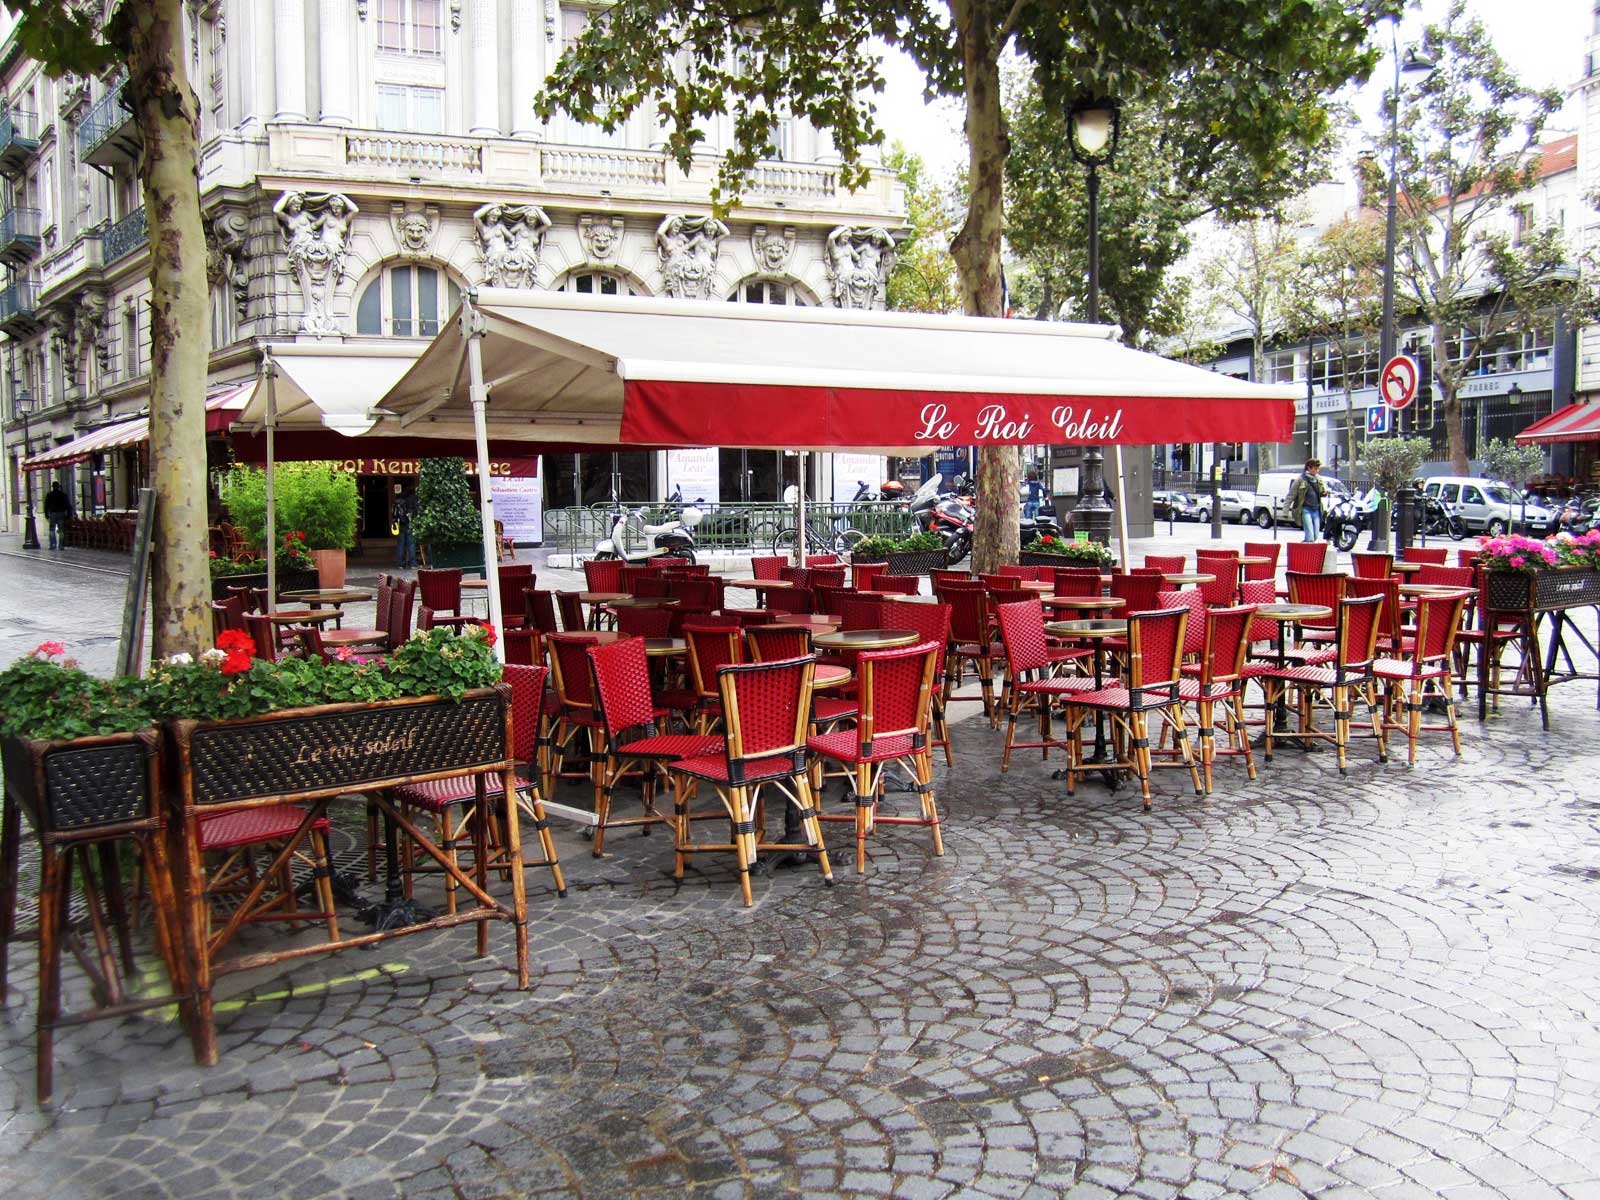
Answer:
[1516,402,1600,445]
[22,382,252,471]
[373,288,1299,450]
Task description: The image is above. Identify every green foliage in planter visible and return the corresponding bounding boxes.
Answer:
[218,463,359,551]
[850,535,898,562]
[0,645,151,741]
[893,531,947,554]
[1022,536,1116,567]
[414,458,481,549]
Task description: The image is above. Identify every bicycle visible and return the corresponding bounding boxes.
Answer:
[771,513,864,556]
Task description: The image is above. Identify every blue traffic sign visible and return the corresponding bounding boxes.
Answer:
[1367,405,1391,435]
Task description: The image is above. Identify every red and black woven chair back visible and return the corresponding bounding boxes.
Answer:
[631,573,671,598]
[1157,587,1207,657]
[618,564,658,595]
[1198,605,1257,685]
[667,577,717,611]
[995,598,1051,674]
[874,575,920,595]
[805,554,839,567]
[1416,564,1474,588]
[371,577,394,628]
[667,562,712,577]
[814,584,854,617]
[811,566,847,589]
[524,588,559,634]
[942,585,991,650]
[882,599,951,683]
[1126,608,1187,697]
[840,596,885,631]
[751,555,786,580]
[1239,578,1279,643]
[1334,594,1385,676]
[497,566,535,624]
[852,562,888,590]
[1194,548,1238,571]
[587,636,659,749]
[857,641,939,751]
[417,568,463,614]
[718,656,815,780]
[244,613,278,660]
[503,662,549,766]
[978,573,1022,595]
[503,626,543,666]
[616,606,675,638]
[1401,546,1449,566]
[1286,571,1345,631]
[388,580,417,645]
[557,591,587,632]
[1110,571,1162,613]
[297,627,332,663]
[779,566,813,588]
[1051,568,1102,597]
[583,558,625,593]
[1284,542,1329,574]
[930,569,973,588]
[1414,591,1471,668]
[1196,559,1240,607]
[225,585,268,614]
[746,624,813,662]
[548,632,602,712]
[211,596,247,638]
[1349,577,1402,646]
[1351,552,1394,579]
[766,585,814,615]
[1143,554,1186,574]
[998,565,1033,580]
[684,623,744,702]
[1241,543,1279,581]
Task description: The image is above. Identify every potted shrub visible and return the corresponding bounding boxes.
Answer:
[848,534,898,564]
[1020,535,1117,570]
[217,464,358,590]
[414,458,485,572]
[207,530,319,600]
[885,531,949,576]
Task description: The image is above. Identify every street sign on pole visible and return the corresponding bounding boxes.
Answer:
[1380,354,1420,411]
[1367,405,1391,436]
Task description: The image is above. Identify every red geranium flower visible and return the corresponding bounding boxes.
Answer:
[220,650,253,676]
[34,641,65,658]
[477,623,498,648]
[216,629,255,655]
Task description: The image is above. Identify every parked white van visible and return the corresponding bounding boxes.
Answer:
[1421,476,1558,535]
[1254,468,1352,527]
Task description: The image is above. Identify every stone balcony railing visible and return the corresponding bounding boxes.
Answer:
[263,123,899,214]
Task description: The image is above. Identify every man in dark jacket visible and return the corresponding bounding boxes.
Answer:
[1288,459,1327,542]
[42,482,72,550]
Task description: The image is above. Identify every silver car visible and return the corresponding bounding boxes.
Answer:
[1192,489,1264,525]
[1422,476,1557,535]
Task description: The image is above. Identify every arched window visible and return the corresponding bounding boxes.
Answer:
[558,269,640,297]
[356,263,462,337]
[727,277,812,305]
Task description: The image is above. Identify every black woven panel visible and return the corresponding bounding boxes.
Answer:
[886,550,949,577]
[43,742,152,831]
[185,691,507,806]
[1536,569,1600,612]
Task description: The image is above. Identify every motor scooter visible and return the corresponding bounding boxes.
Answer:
[593,505,702,565]
[908,475,975,564]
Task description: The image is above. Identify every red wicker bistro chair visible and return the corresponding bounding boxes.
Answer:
[416,568,473,630]
[873,575,920,596]
[680,622,746,733]
[806,554,840,567]
[808,641,944,873]
[1242,542,1280,582]
[813,584,855,618]
[1400,546,1449,565]
[995,598,1096,772]
[1053,566,1105,594]
[1257,593,1386,774]
[630,573,671,599]
[1194,557,1241,607]
[1349,576,1411,656]
[1351,552,1395,579]
[751,555,787,581]
[766,585,815,616]
[497,565,536,627]
[930,569,973,588]
[555,590,586,632]
[211,596,248,641]
[882,599,954,766]
[389,664,566,911]
[939,582,998,726]
[615,606,676,639]
[587,637,725,858]
[852,562,888,590]
[1281,572,1345,659]
[748,624,859,731]
[524,588,560,635]
[1417,565,1474,588]
[1059,607,1203,810]
[664,656,832,906]
[1374,589,1472,766]
[1284,542,1331,574]
[546,632,608,791]
[1143,554,1187,574]
[1176,605,1259,794]
[583,558,626,593]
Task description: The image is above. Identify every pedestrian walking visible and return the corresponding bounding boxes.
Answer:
[393,482,418,568]
[1289,458,1327,542]
[42,482,71,551]
[1021,471,1044,519]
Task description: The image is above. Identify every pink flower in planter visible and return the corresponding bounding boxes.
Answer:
[1510,555,1526,567]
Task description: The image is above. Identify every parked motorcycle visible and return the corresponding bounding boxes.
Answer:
[1417,495,1468,541]
[1323,494,1375,553]
[908,475,975,565]
[593,505,702,564]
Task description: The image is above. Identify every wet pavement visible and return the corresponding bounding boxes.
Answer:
[2,533,1600,1198]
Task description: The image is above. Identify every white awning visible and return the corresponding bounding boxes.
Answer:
[230,342,422,434]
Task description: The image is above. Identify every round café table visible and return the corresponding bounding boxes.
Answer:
[1392,561,1426,575]
[607,596,680,609]
[279,587,374,629]
[1236,556,1272,567]
[1400,583,1469,597]
[1252,604,1333,736]
[643,637,686,658]
[1163,572,1215,587]
[813,664,852,689]
[1041,595,1125,613]
[812,628,918,652]
[265,609,337,628]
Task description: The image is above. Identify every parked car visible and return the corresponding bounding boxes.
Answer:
[1421,476,1559,535]
[1254,468,1352,527]
[1152,490,1187,521]
[1189,488,1266,525]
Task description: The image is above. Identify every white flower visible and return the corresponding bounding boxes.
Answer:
[200,647,227,664]
[164,652,195,666]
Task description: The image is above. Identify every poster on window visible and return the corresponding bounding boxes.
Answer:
[831,452,884,502]
[491,469,543,545]
[665,447,719,505]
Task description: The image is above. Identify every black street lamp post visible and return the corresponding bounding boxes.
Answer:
[14,385,40,550]
[1067,97,1121,545]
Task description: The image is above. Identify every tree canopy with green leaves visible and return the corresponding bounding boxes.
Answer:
[1386,0,1597,474]
[5,0,211,660]
[537,0,1396,571]
[884,144,963,315]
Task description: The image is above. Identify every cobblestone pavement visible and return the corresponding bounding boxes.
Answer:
[4,539,1600,1198]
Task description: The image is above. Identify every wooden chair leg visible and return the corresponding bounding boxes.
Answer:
[1130,712,1153,811]
[730,786,755,907]
[591,735,611,858]
[853,764,873,873]
[795,775,834,884]
[1197,699,1215,794]
[1170,705,1202,796]
[915,752,943,857]
[35,842,66,1105]
[438,807,458,915]
[1333,685,1350,774]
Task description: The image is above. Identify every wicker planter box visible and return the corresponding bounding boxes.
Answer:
[1484,567,1600,614]
[1,728,162,836]
[424,544,487,574]
[885,549,948,576]
[1019,551,1116,571]
[210,569,318,602]
[168,686,511,807]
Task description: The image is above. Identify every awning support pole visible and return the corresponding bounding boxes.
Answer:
[1112,446,1131,564]
[796,451,808,566]
[264,352,277,615]
[463,294,506,663]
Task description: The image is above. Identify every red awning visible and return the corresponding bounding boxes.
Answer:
[23,382,254,470]
[1515,402,1600,445]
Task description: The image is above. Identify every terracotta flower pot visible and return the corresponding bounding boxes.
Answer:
[312,548,347,590]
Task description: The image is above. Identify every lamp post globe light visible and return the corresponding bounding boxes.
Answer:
[1066,96,1122,545]
[1381,28,1435,549]
[14,385,40,550]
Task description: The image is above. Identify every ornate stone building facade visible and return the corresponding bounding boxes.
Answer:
[0,1,903,522]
